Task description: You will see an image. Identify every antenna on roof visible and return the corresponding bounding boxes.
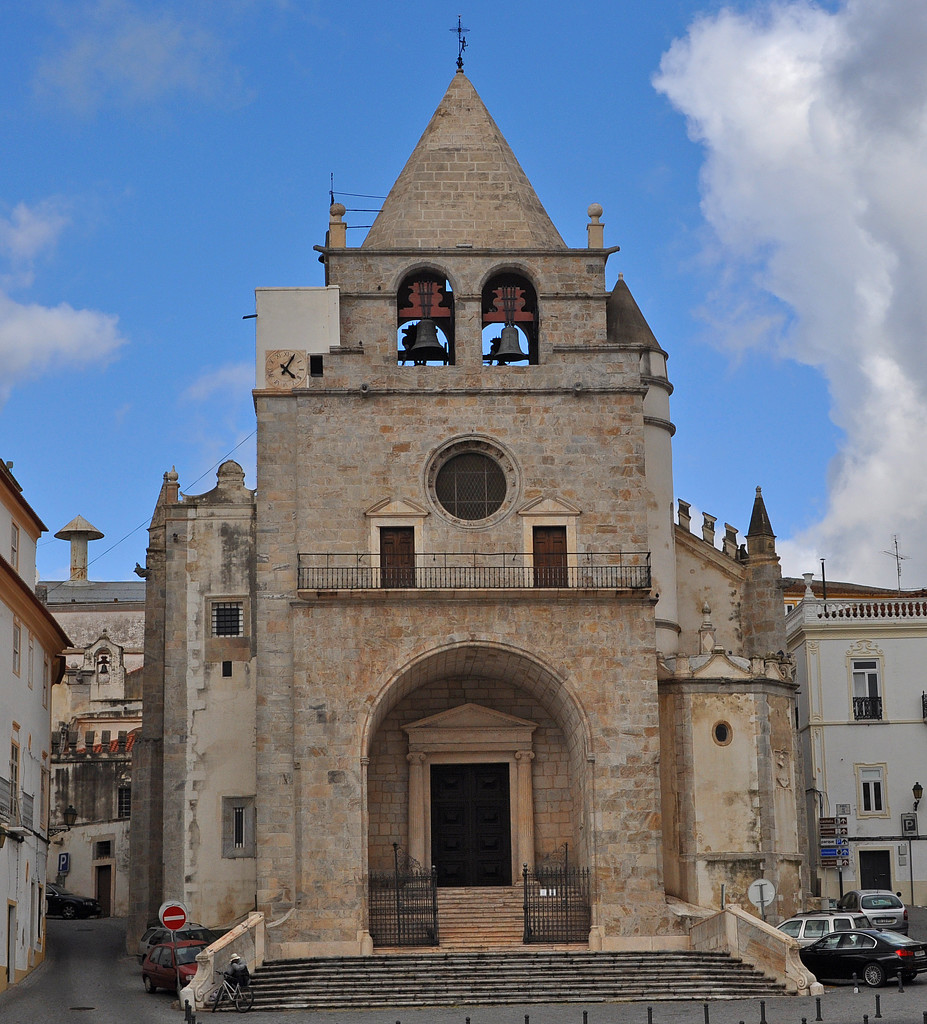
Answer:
[882,534,909,594]
[450,15,469,71]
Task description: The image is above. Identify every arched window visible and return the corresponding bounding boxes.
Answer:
[397,271,454,365]
[481,272,538,365]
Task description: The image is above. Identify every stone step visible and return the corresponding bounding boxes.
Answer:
[247,950,787,1010]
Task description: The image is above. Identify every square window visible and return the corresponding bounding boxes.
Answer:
[117,785,131,819]
[212,602,244,637]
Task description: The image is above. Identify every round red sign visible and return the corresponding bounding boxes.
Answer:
[158,900,189,931]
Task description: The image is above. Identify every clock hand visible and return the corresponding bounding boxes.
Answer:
[280,355,297,378]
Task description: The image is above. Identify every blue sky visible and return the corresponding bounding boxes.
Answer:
[3,0,923,590]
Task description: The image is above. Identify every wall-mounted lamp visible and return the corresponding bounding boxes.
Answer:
[914,782,923,812]
[47,804,79,838]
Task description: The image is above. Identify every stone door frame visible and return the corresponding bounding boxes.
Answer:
[403,703,537,883]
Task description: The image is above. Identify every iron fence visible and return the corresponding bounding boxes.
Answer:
[368,844,439,947]
[523,844,591,944]
[298,551,651,591]
[853,695,883,721]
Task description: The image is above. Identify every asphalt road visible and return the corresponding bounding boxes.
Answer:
[5,915,927,1024]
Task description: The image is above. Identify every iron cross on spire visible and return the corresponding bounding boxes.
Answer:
[450,15,469,71]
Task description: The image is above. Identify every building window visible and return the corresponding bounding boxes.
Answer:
[117,785,131,819]
[9,740,20,820]
[858,765,887,816]
[27,634,34,689]
[397,270,454,365]
[712,721,733,746]
[212,602,244,637]
[12,621,21,675]
[852,659,882,720]
[10,521,19,571]
[435,453,507,521]
[222,796,256,858]
[481,272,538,365]
[40,766,49,831]
[94,840,112,859]
[43,653,50,708]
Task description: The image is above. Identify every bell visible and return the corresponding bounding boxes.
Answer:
[491,324,526,364]
[405,318,447,363]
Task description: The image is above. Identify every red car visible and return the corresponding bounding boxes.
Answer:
[141,940,206,994]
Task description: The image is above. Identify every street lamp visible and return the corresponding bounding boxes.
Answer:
[914,783,923,812]
[48,804,78,839]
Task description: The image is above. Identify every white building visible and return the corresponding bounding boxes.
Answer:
[787,575,927,905]
[0,459,68,991]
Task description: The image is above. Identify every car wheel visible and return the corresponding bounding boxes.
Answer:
[863,962,886,988]
[61,904,77,920]
[144,975,158,994]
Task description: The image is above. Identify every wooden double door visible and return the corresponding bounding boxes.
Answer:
[430,763,512,886]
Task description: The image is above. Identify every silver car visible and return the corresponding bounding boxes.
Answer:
[778,911,872,946]
[836,890,908,934]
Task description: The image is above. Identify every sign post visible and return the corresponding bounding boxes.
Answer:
[747,878,777,922]
[158,899,190,932]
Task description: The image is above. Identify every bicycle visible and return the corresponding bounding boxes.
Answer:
[209,975,254,1012]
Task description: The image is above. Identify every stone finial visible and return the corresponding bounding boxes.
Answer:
[677,499,691,533]
[702,513,717,546]
[162,467,180,504]
[587,203,604,248]
[54,515,104,581]
[329,202,347,249]
[802,572,815,597]
[699,603,716,653]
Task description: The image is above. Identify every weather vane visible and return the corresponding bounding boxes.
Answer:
[450,15,469,71]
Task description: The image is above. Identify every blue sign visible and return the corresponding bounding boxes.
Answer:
[57,852,70,875]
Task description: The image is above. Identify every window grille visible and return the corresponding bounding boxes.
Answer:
[212,602,244,637]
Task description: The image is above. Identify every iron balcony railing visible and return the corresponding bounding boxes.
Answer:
[853,695,883,721]
[368,844,439,948]
[298,551,651,591]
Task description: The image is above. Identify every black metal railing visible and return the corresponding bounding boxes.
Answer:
[922,692,927,721]
[298,551,651,591]
[368,844,439,947]
[523,844,591,944]
[853,695,883,721]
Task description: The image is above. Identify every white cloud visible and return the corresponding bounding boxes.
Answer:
[182,363,255,403]
[0,291,125,406]
[0,200,70,263]
[35,0,242,113]
[655,0,927,588]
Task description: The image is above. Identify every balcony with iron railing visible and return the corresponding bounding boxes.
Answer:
[297,551,651,592]
[853,695,883,721]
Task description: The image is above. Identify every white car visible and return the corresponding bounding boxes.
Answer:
[778,911,873,946]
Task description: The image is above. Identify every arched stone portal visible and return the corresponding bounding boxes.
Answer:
[362,643,592,884]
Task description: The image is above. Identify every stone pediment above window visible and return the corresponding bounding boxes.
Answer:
[365,498,430,520]
[517,496,582,518]
[403,702,537,753]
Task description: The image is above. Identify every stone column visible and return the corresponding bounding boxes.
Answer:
[407,752,427,865]
[515,750,535,870]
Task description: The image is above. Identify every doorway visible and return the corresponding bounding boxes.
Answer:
[380,527,415,588]
[95,865,112,917]
[431,763,511,886]
[533,526,567,587]
[859,849,892,890]
[6,904,15,984]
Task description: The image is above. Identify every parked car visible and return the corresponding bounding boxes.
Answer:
[778,911,873,946]
[137,923,223,962]
[45,883,102,919]
[141,941,207,994]
[836,890,908,934]
[799,928,927,987]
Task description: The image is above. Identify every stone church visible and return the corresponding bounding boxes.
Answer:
[130,71,805,958]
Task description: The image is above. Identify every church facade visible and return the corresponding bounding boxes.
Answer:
[130,72,806,958]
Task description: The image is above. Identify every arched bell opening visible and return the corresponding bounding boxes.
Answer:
[362,643,591,885]
[397,270,455,365]
[481,273,538,365]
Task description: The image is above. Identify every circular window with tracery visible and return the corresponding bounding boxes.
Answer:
[426,437,519,527]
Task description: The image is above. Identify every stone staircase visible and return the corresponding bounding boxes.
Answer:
[248,950,788,1011]
[435,886,526,950]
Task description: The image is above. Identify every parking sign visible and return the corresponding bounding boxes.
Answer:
[57,852,70,875]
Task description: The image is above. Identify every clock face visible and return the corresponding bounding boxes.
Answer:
[265,349,308,389]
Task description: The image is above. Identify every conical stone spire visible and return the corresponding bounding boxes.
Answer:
[362,74,565,251]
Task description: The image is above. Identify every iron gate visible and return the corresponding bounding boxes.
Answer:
[369,844,439,947]
[523,844,590,943]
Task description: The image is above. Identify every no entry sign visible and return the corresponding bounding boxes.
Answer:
[158,899,190,931]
